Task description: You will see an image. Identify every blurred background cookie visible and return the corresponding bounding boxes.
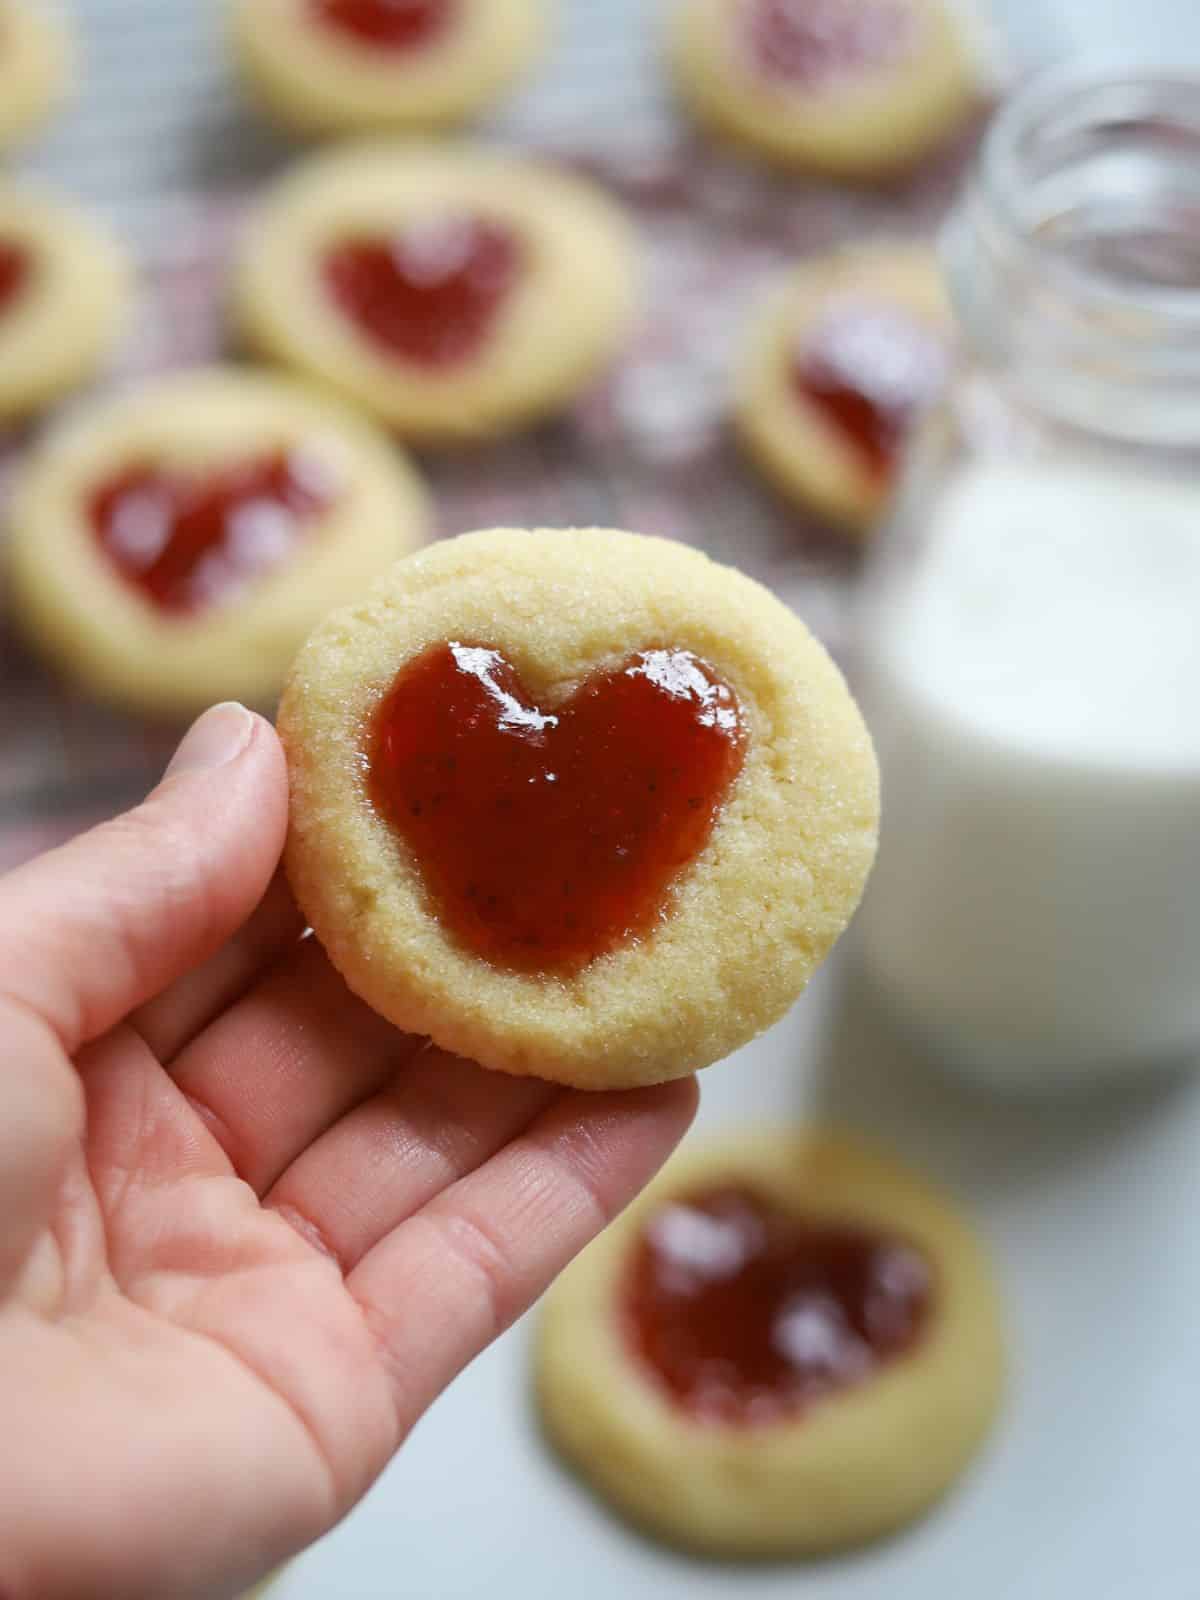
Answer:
[736,242,953,532]
[0,188,130,423]
[0,0,73,152]
[668,0,977,177]
[537,1127,1004,1557]
[279,527,878,1087]
[233,145,637,441]
[7,367,430,716]
[229,0,548,135]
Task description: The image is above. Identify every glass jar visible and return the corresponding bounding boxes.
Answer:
[855,66,1200,1092]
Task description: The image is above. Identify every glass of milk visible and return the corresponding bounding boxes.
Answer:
[856,66,1200,1092]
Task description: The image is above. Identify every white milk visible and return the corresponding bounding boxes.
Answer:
[857,462,1200,1088]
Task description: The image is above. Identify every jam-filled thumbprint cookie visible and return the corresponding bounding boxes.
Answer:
[278,528,879,1088]
[737,244,952,533]
[0,189,131,424]
[0,0,73,153]
[7,368,430,716]
[668,0,977,178]
[536,1128,1004,1557]
[232,146,637,442]
[229,0,548,136]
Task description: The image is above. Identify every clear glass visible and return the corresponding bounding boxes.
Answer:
[855,66,1200,1092]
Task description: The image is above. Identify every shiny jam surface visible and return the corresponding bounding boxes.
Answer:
[322,218,521,369]
[310,0,455,52]
[0,241,30,317]
[745,0,915,87]
[369,642,746,973]
[792,299,949,481]
[624,1184,933,1425]
[89,448,339,615]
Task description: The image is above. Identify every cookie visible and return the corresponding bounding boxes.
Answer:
[7,367,430,717]
[736,243,953,532]
[229,0,547,136]
[0,189,131,424]
[278,528,878,1089]
[536,1127,1004,1557]
[0,0,72,152]
[668,0,976,178]
[232,145,637,442]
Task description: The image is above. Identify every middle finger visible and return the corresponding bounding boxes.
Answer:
[264,1048,559,1270]
[169,936,423,1193]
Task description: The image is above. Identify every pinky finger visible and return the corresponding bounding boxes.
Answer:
[348,1077,697,1437]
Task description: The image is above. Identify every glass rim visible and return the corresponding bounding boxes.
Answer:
[977,59,1200,329]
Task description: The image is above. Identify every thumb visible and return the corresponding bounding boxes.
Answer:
[0,702,288,1056]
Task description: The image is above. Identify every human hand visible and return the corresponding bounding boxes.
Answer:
[0,703,696,1600]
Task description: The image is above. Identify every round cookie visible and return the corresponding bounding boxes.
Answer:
[229,0,547,136]
[0,189,131,424]
[7,367,430,717]
[536,1127,1004,1558]
[0,0,73,153]
[668,0,976,178]
[279,527,879,1088]
[232,145,637,442]
[737,243,953,533]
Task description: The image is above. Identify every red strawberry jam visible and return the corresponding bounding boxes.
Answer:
[792,300,949,481]
[624,1184,933,1425]
[311,0,455,52]
[745,0,915,88]
[0,241,30,317]
[323,217,520,369]
[369,641,746,973]
[89,448,339,615]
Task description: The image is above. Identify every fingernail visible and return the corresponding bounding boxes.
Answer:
[165,702,254,779]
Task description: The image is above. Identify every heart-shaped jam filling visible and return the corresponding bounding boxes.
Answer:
[369,641,745,973]
[744,0,915,88]
[0,241,30,318]
[624,1184,932,1425]
[322,218,521,370]
[311,0,455,52]
[792,300,949,482]
[89,448,339,615]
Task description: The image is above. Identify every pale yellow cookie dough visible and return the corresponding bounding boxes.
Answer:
[7,367,431,717]
[229,0,547,135]
[0,189,130,424]
[736,242,952,533]
[279,528,879,1089]
[537,1127,1004,1557]
[0,0,73,152]
[232,145,637,442]
[668,0,977,178]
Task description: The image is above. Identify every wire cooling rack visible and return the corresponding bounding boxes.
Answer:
[1,0,997,869]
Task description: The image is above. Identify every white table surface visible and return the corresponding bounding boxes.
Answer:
[280,949,1200,1600]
